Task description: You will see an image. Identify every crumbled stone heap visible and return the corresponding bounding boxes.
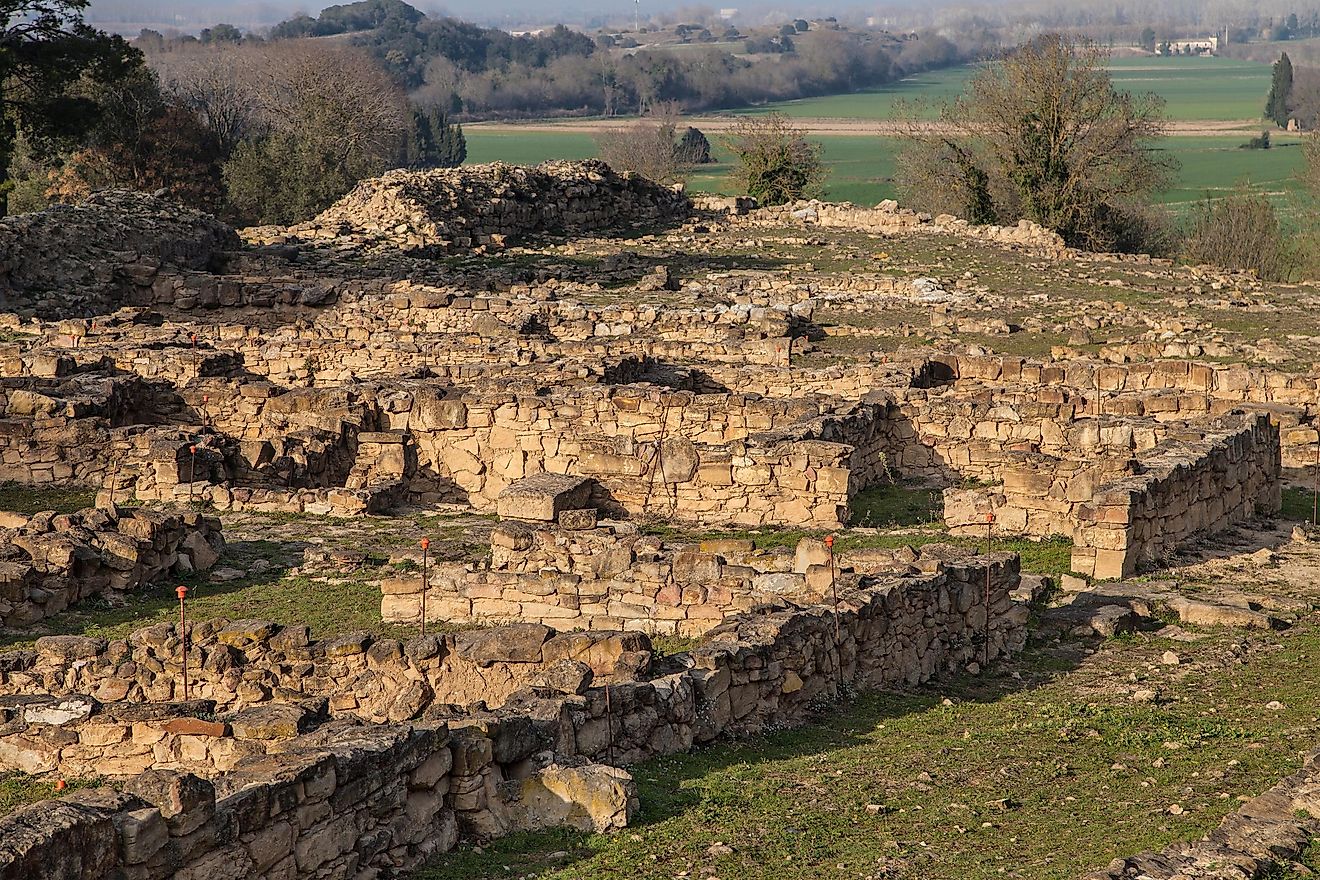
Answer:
[0,506,223,628]
[0,191,237,310]
[266,160,691,254]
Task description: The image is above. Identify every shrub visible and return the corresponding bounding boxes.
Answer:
[722,112,825,206]
[1182,191,1290,281]
[1241,131,1272,150]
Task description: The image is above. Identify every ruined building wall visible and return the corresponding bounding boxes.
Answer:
[0,507,222,628]
[0,551,1024,768]
[263,160,691,253]
[0,721,634,880]
[1071,413,1280,578]
[381,525,843,637]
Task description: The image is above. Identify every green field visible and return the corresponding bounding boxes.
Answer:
[466,130,1307,211]
[1106,57,1272,122]
[464,55,1292,212]
[723,57,1270,123]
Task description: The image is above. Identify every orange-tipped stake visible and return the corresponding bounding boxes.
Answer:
[176,585,190,700]
[419,538,431,637]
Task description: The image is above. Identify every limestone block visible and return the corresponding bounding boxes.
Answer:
[496,473,593,522]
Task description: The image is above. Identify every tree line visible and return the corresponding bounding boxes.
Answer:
[138,0,972,121]
[1,0,465,226]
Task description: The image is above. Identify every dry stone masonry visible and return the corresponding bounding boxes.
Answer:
[0,163,1315,879]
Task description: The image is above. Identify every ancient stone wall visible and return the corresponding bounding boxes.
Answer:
[0,506,222,628]
[0,720,634,880]
[99,382,878,527]
[0,549,1024,767]
[0,191,237,317]
[1070,413,1280,578]
[745,199,1068,253]
[0,622,643,721]
[381,523,844,636]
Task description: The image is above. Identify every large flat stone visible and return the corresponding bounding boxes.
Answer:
[496,473,593,522]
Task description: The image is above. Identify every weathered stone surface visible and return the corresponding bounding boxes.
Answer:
[496,473,593,522]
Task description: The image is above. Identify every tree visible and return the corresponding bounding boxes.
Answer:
[1139,27,1156,52]
[222,42,408,225]
[0,0,142,212]
[594,105,690,184]
[894,34,1174,251]
[675,126,712,164]
[157,48,261,157]
[722,112,824,206]
[405,108,465,169]
[1266,52,1294,127]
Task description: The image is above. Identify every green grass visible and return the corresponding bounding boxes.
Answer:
[1282,487,1316,522]
[0,537,428,650]
[1153,136,1308,210]
[729,66,973,120]
[0,773,99,817]
[728,57,1270,123]
[640,518,1074,581]
[846,482,943,527]
[1106,56,1272,122]
[0,482,97,516]
[420,616,1320,880]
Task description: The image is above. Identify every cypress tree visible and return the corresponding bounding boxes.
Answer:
[406,109,466,169]
[1266,52,1295,127]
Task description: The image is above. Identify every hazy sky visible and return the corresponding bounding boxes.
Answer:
[82,0,899,31]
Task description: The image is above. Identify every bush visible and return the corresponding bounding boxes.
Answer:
[1241,131,1272,150]
[675,127,712,165]
[722,113,825,206]
[1181,192,1290,281]
[594,107,690,184]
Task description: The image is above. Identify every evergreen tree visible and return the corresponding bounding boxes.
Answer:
[405,108,466,169]
[0,0,143,212]
[1267,52,1295,127]
[675,127,712,164]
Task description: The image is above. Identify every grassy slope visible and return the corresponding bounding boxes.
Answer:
[422,618,1320,880]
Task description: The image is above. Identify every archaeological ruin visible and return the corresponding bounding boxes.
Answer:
[0,159,1317,879]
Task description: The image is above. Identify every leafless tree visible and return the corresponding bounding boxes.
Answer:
[246,42,408,170]
[593,102,691,185]
[154,47,261,156]
[894,34,1174,251]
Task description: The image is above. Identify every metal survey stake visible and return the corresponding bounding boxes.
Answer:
[419,537,430,637]
[177,585,190,700]
[825,534,841,684]
[984,512,994,669]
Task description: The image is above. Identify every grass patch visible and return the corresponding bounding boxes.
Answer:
[847,483,943,527]
[1281,487,1315,522]
[0,538,432,650]
[0,481,97,516]
[0,773,100,817]
[640,520,1074,581]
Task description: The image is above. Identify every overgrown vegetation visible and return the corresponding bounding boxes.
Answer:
[1182,190,1290,281]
